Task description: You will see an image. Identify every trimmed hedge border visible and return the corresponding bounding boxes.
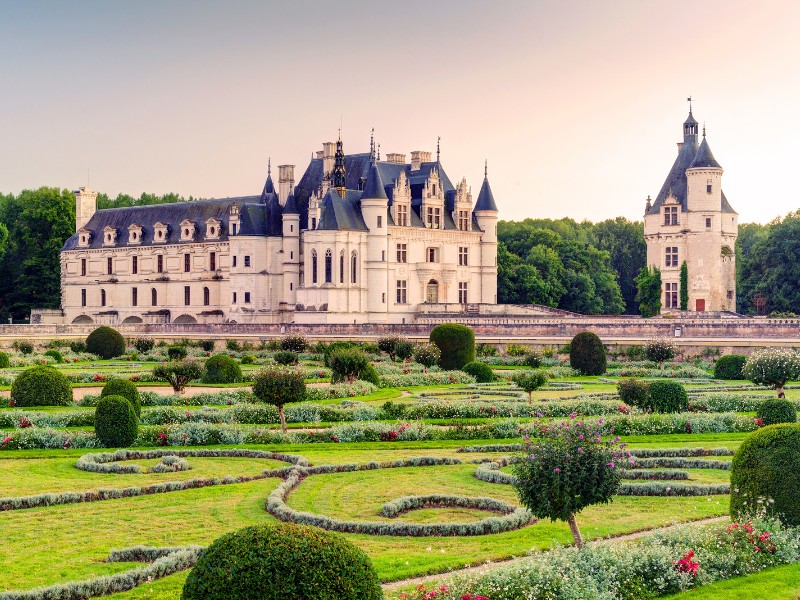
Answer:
[380,494,517,518]
[630,457,732,470]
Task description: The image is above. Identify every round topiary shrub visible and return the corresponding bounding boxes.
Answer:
[274,350,298,366]
[644,380,688,413]
[358,364,380,386]
[569,332,607,375]
[617,378,650,408]
[429,323,476,370]
[0,351,10,368]
[95,395,138,447]
[85,326,126,360]
[252,367,306,432]
[10,366,73,407]
[167,345,188,361]
[462,361,495,383]
[730,424,800,526]
[203,354,243,384]
[100,379,141,418]
[714,354,748,380]
[44,349,63,363]
[757,399,797,425]
[181,523,382,600]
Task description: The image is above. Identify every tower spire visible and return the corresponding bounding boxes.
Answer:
[436,136,441,162]
[332,133,347,196]
[687,96,693,114]
[484,159,488,179]
[268,157,271,177]
[369,128,375,162]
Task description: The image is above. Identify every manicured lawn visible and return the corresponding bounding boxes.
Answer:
[667,562,800,598]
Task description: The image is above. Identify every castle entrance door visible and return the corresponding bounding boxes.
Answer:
[696,299,705,312]
[426,280,439,304]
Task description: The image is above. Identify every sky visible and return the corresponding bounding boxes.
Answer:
[1,0,799,224]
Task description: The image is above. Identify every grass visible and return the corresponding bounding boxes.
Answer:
[666,562,800,598]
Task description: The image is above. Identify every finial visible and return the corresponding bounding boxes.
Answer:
[377,143,381,161]
[687,96,693,113]
[370,128,375,162]
[702,123,706,138]
[268,157,271,177]
[484,159,488,179]
[436,136,441,162]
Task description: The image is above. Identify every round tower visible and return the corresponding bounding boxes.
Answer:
[360,161,390,321]
[282,192,301,306]
[473,162,499,304]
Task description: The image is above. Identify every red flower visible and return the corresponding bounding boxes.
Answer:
[674,550,699,576]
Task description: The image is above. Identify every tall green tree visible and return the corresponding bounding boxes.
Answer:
[679,261,689,311]
[590,217,646,314]
[635,265,662,317]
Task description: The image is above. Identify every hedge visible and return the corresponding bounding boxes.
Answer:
[100,379,141,418]
[714,354,748,380]
[645,380,689,413]
[430,323,476,370]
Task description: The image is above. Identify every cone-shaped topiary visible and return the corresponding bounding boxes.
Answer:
[94,395,139,447]
[202,354,243,384]
[429,323,475,370]
[100,379,141,418]
[85,326,126,359]
[730,424,800,526]
[569,332,607,375]
[181,523,382,600]
[10,365,73,407]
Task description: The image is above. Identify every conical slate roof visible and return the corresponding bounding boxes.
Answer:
[361,162,388,200]
[689,137,722,169]
[283,192,299,215]
[684,111,698,126]
[474,177,497,211]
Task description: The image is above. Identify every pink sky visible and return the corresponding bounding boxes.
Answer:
[1,0,799,224]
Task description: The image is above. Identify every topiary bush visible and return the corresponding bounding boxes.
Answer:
[743,348,800,398]
[203,354,243,384]
[645,380,688,413]
[714,354,748,380]
[10,366,73,407]
[569,332,607,375]
[153,360,203,393]
[324,341,355,367]
[645,338,676,363]
[413,343,440,369]
[429,323,475,370]
[44,349,63,363]
[730,424,800,526]
[181,523,382,600]
[0,351,8,368]
[358,364,380,386]
[100,379,141,418]
[274,351,298,366]
[617,378,650,408]
[252,367,306,431]
[94,395,138,448]
[167,345,188,361]
[757,399,797,425]
[86,326,126,359]
[394,340,414,361]
[280,335,307,354]
[328,348,370,383]
[462,361,495,383]
[513,370,548,403]
[133,338,155,354]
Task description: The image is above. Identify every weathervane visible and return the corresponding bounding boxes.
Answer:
[687,96,693,113]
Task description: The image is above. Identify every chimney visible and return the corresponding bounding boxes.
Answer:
[386,153,406,165]
[410,151,423,171]
[677,142,683,152]
[316,150,324,159]
[278,165,294,206]
[74,186,97,232]
[322,142,336,177]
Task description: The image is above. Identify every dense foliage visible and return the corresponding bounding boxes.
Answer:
[378,336,400,360]
[617,378,649,408]
[756,399,797,425]
[280,335,307,353]
[645,381,689,413]
[323,341,355,367]
[44,349,63,363]
[645,338,675,363]
[679,260,689,310]
[153,360,203,392]
[328,348,370,383]
[86,326,126,359]
[181,523,382,600]
[743,347,800,397]
[167,345,188,360]
[569,331,606,375]
[635,265,662,317]
[94,395,139,447]
[252,367,306,431]
[394,339,414,361]
[202,354,243,384]
[10,365,73,407]
[412,343,440,368]
[273,350,298,366]
[133,338,155,353]
[714,354,748,380]
[462,362,495,383]
[730,424,800,526]
[430,323,476,370]
[0,351,8,368]
[512,370,548,402]
[100,379,141,418]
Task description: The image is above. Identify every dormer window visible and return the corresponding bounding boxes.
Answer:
[102,226,118,247]
[205,218,221,239]
[663,206,678,226]
[153,222,169,243]
[78,228,92,247]
[180,220,197,242]
[128,224,143,245]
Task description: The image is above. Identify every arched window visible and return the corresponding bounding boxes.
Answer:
[151,288,158,306]
[325,249,332,283]
[100,289,106,306]
[203,287,210,306]
[351,251,358,284]
[311,250,318,284]
[339,251,345,284]
[425,280,439,304]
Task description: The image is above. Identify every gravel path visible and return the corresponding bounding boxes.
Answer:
[381,516,727,592]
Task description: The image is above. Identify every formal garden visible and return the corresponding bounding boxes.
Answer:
[1,327,800,599]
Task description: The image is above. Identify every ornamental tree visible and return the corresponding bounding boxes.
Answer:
[679,261,689,311]
[743,348,800,398]
[153,360,203,393]
[635,265,662,317]
[513,370,548,403]
[512,417,629,548]
[252,367,306,432]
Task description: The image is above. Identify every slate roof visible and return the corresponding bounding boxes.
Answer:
[283,192,299,215]
[317,189,368,231]
[361,162,388,200]
[474,177,498,211]
[689,137,722,169]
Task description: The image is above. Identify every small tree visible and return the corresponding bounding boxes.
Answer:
[743,347,800,398]
[252,367,306,432]
[412,343,440,369]
[394,340,414,361]
[377,336,400,361]
[513,417,629,548]
[280,335,307,354]
[635,266,662,317]
[153,360,203,393]
[645,337,675,365]
[679,261,689,311]
[512,370,548,403]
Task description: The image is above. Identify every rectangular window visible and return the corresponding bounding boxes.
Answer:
[458,281,468,304]
[289,282,293,291]
[311,217,317,229]
[244,292,251,304]
[426,207,442,229]
[107,257,113,275]
[132,287,138,307]
[157,255,163,273]
[232,292,237,304]
[81,288,86,307]
[151,288,157,306]
[706,217,712,228]
[707,179,713,194]
[184,253,190,272]
[664,206,678,226]
[210,252,216,271]
[81,258,86,276]
[233,256,237,267]
[232,223,238,235]
[396,243,407,263]
[382,292,386,304]
[727,290,734,300]
[427,247,437,263]
[397,205,408,226]
[458,210,470,231]
[290,251,293,260]
[665,246,678,267]
[377,215,382,228]
[132,256,138,274]
[396,280,407,304]
[184,286,190,305]
[665,282,678,308]
[458,246,469,266]
[244,256,251,267]
[381,250,386,262]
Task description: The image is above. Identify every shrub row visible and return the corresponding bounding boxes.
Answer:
[380,495,516,518]
[630,457,731,470]
[620,469,689,480]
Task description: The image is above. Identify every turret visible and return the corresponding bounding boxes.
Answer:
[685,129,723,213]
[360,161,389,320]
[260,158,275,203]
[74,186,97,232]
[474,161,499,304]
[282,192,300,304]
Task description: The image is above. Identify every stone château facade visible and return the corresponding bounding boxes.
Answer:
[643,109,738,313]
[57,136,499,325]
